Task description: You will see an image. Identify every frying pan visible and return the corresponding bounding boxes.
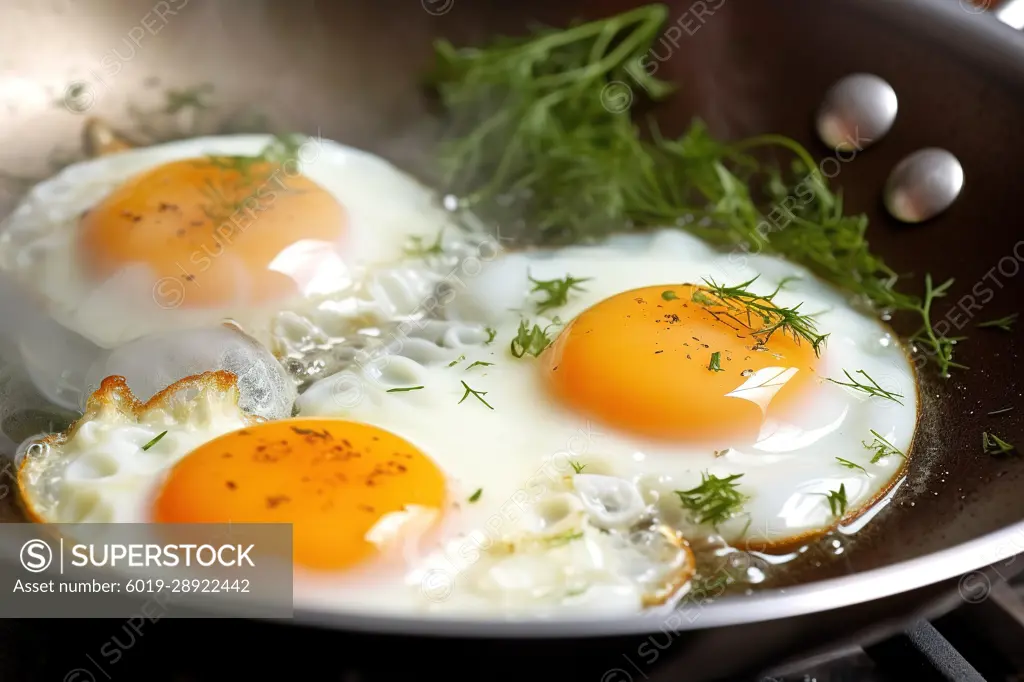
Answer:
[1,0,1024,677]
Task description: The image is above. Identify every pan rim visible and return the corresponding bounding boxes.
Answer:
[264,518,1024,636]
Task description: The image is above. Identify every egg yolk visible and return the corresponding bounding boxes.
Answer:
[77,158,346,307]
[152,419,446,571]
[543,284,820,444]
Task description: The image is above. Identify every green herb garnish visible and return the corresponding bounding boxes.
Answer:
[164,83,214,114]
[977,313,1018,332]
[447,354,466,368]
[675,472,748,526]
[404,230,446,258]
[468,488,483,502]
[708,351,725,372]
[511,319,557,358]
[570,461,586,474]
[988,406,1014,416]
[862,429,906,463]
[695,276,828,355]
[835,457,867,474]
[387,386,424,393]
[982,432,1016,456]
[661,290,678,301]
[827,370,904,405]
[484,327,497,344]
[529,273,590,315]
[908,276,966,377]
[819,483,848,517]
[459,380,494,410]
[543,530,584,547]
[142,431,168,451]
[426,5,962,378]
[466,361,494,370]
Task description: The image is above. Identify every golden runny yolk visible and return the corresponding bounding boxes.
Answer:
[543,284,820,444]
[152,419,446,571]
[77,158,346,307]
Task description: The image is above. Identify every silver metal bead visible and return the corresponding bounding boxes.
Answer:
[883,148,964,223]
[816,74,898,152]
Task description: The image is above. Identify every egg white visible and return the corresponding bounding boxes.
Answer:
[0,134,464,408]
[17,372,256,524]
[295,228,918,613]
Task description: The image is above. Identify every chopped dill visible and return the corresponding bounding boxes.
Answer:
[484,327,497,344]
[447,354,466,368]
[468,488,483,502]
[426,5,963,378]
[387,386,424,393]
[982,432,1016,456]
[404,230,445,258]
[695,276,828,355]
[466,361,494,370]
[529,273,591,315]
[570,461,587,474]
[988,406,1014,417]
[909,276,967,377]
[661,290,679,301]
[458,380,494,410]
[827,370,904,405]
[862,429,906,463]
[510,319,559,358]
[543,530,584,547]
[142,431,168,451]
[675,471,748,526]
[835,457,868,474]
[708,351,725,372]
[819,483,848,517]
[163,83,214,114]
[977,313,1018,332]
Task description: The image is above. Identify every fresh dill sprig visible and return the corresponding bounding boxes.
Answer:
[387,386,424,393]
[466,361,494,370]
[259,133,305,165]
[510,319,559,358]
[827,370,904,405]
[543,530,584,547]
[468,488,483,502]
[529,273,591,315]
[982,432,1016,456]
[142,431,168,451]
[459,380,494,410]
[426,6,964,378]
[977,313,1018,332]
[675,472,748,526]
[570,461,587,474]
[835,457,867,474]
[696,276,828,356]
[862,429,906,463]
[404,230,445,258]
[447,354,466,368]
[164,83,214,114]
[819,483,848,517]
[708,351,725,372]
[909,275,967,377]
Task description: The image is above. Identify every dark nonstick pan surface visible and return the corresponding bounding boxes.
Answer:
[0,0,1023,641]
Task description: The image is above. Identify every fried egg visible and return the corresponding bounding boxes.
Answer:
[294,228,917,613]
[17,370,689,615]
[0,133,463,408]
